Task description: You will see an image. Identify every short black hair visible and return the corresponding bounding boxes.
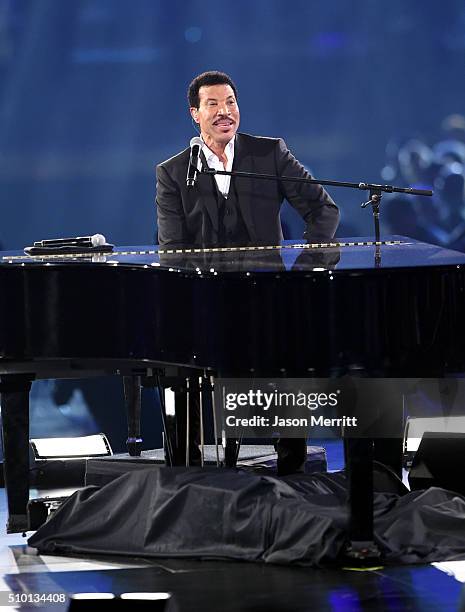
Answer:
[188,71,238,109]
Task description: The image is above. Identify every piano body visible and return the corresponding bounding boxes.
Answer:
[0,237,464,557]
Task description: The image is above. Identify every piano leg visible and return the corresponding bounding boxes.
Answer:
[198,376,205,467]
[173,379,200,466]
[0,375,32,533]
[374,438,403,478]
[156,374,201,466]
[344,437,381,561]
[224,438,240,468]
[209,376,221,467]
[123,375,142,456]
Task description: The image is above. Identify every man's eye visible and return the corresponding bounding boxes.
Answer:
[227,100,236,105]
[208,102,217,106]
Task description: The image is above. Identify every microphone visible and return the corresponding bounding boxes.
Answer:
[186,136,202,188]
[33,234,107,248]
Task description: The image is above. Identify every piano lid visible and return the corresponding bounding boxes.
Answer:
[1,237,465,274]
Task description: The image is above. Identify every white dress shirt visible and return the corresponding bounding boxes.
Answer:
[201,137,235,198]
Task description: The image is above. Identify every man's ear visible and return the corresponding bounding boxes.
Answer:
[190,107,199,123]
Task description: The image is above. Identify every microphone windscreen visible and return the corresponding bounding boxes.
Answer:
[91,234,106,247]
[190,136,203,149]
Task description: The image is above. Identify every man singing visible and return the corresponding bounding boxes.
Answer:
[155,71,339,474]
[156,70,339,248]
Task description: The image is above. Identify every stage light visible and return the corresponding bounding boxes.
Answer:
[71,593,115,599]
[30,433,112,460]
[120,592,173,610]
[68,593,115,611]
[68,591,174,610]
[120,592,171,600]
[28,434,112,492]
[408,432,465,494]
[403,416,465,466]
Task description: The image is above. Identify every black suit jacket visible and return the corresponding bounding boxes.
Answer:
[156,132,339,247]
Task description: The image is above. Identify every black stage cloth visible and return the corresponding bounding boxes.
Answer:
[28,466,465,566]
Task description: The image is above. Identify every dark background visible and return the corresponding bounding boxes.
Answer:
[1,0,463,450]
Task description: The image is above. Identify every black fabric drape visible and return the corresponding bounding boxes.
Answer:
[29,467,465,566]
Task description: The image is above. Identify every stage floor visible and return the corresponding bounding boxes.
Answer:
[0,441,464,611]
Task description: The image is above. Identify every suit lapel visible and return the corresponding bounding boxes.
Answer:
[233,134,257,243]
[187,135,257,242]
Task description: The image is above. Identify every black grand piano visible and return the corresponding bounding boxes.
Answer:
[1,237,464,558]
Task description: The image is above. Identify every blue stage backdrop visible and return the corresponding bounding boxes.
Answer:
[1,1,464,452]
[0,0,464,250]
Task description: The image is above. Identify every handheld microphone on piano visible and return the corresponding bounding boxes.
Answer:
[33,234,107,248]
[186,136,202,188]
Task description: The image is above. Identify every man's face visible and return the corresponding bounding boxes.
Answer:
[190,84,240,147]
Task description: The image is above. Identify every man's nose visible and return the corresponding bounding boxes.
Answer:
[217,103,229,115]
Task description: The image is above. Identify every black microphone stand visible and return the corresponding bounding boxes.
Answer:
[200,167,432,244]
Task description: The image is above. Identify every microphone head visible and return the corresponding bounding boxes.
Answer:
[190,136,203,149]
[91,234,106,247]
[187,137,202,188]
